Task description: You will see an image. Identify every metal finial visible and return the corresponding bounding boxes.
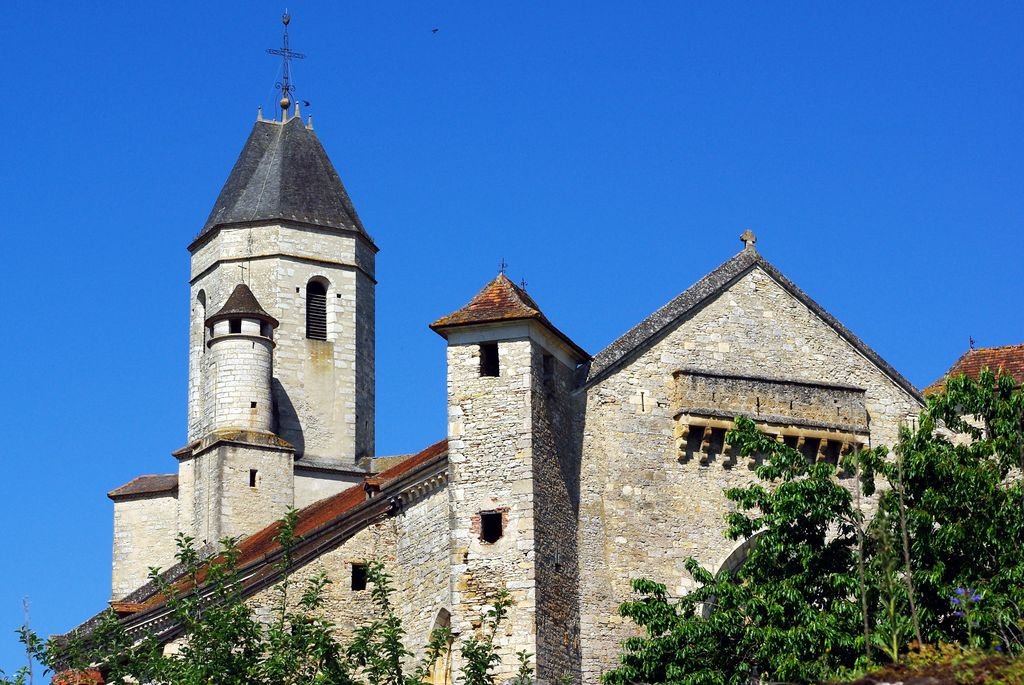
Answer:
[969,336,976,350]
[519,278,528,290]
[499,258,508,275]
[267,12,305,119]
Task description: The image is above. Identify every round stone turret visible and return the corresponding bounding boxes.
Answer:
[204,284,279,432]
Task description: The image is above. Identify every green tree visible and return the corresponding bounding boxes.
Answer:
[858,369,1024,651]
[9,510,513,685]
[605,417,873,684]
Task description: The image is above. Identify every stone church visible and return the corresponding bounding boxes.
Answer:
[75,66,925,685]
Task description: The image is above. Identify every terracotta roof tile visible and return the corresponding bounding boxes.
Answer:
[134,439,448,612]
[107,474,178,500]
[430,274,543,329]
[924,343,1024,396]
[431,274,588,359]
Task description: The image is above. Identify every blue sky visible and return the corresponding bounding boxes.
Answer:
[1,0,1022,672]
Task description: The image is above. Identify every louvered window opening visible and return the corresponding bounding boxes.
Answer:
[306,283,328,340]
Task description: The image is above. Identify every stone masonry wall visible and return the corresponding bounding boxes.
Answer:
[577,265,922,683]
[189,222,375,467]
[204,327,274,432]
[111,493,178,599]
[246,483,450,664]
[530,342,582,684]
[184,442,293,545]
[446,339,538,682]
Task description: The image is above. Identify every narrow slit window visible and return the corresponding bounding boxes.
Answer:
[306,281,328,340]
[249,469,258,488]
[229,318,242,334]
[480,342,499,377]
[480,511,503,543]
[351,563,368,591]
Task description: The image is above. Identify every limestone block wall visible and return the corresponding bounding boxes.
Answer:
[188,222,376,467]
[294,468,365,509]
[530,345,582,684]
[246,484,450,664]
[182,442,293,544]
[205,328,274,431]
[111,493,178,599]
[576,265,922,682]
[446,338,538,681]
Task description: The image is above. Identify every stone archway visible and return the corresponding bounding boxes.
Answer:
[426,608,452,685]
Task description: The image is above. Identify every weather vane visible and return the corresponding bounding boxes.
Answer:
[267,12,306,117]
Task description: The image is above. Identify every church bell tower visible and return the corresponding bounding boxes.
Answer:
[186,14,377,471]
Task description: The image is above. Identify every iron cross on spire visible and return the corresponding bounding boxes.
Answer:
[267,12,305,119]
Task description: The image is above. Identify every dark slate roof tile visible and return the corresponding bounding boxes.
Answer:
[197,118,369,241]
[108,475,178,500]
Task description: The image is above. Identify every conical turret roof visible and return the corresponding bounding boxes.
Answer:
[197,117,369,241]
[206,283,279,328]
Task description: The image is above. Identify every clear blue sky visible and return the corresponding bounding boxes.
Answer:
[1,0,1022,673]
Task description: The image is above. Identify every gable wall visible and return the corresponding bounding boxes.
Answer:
[577,265,921,682]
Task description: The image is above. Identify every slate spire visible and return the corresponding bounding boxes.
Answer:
[197,117,369,241]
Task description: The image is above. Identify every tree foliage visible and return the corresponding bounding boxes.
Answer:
[606,371,1024,684]
[6,509,522,685]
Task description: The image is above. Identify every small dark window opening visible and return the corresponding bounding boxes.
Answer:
[480,342,499,377]
[306,281,328,340]
[250,401,257,409]
[249,469,258,487]
[480,511,503,543]
[351,563,368,591]
[229,318,242,334]
[260,321,272,338]
[542,354,555,385]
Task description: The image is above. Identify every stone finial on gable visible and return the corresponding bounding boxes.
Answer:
[740,229,757,252]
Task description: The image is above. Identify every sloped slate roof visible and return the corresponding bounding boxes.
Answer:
[107,475,178,500]
[197,118,368,240]
[924,343,1024,396]
[585,247,924,405]
[206,283,279,327]
[430,274,588,359]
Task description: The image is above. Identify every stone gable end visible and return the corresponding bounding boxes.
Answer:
[576,264,921,681]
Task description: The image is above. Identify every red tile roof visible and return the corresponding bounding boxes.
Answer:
[430,274,588,359]
[924,343,1024,396]
[135,439,448,612]
[430,274,544,329]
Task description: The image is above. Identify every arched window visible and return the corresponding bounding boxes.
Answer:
[196,290,207,350]
[306,280,327,340]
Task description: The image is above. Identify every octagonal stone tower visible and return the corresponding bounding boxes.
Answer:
[187,111,377,470]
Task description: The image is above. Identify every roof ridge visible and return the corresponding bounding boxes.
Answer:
[584,249,923,405]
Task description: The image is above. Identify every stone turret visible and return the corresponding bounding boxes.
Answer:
[203,283,278,432]
[176,284,294,545]
[431,274,588,684]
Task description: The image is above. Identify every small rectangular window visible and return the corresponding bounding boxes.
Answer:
[542,354,555,384]
[229,319,242,334]
[480,510,503,543]
[351,563,368,591]
[249,469,258,488]
[480,342,499,377]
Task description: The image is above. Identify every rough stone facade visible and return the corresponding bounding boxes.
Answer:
[101,111,926,685]
[574,264,921,681]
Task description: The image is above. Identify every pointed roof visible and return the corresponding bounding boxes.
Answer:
[585,247,924,404]
[205,283,279,328]
[924,343,1024,396]
[430,274,588,359]
[195,118,369,243]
